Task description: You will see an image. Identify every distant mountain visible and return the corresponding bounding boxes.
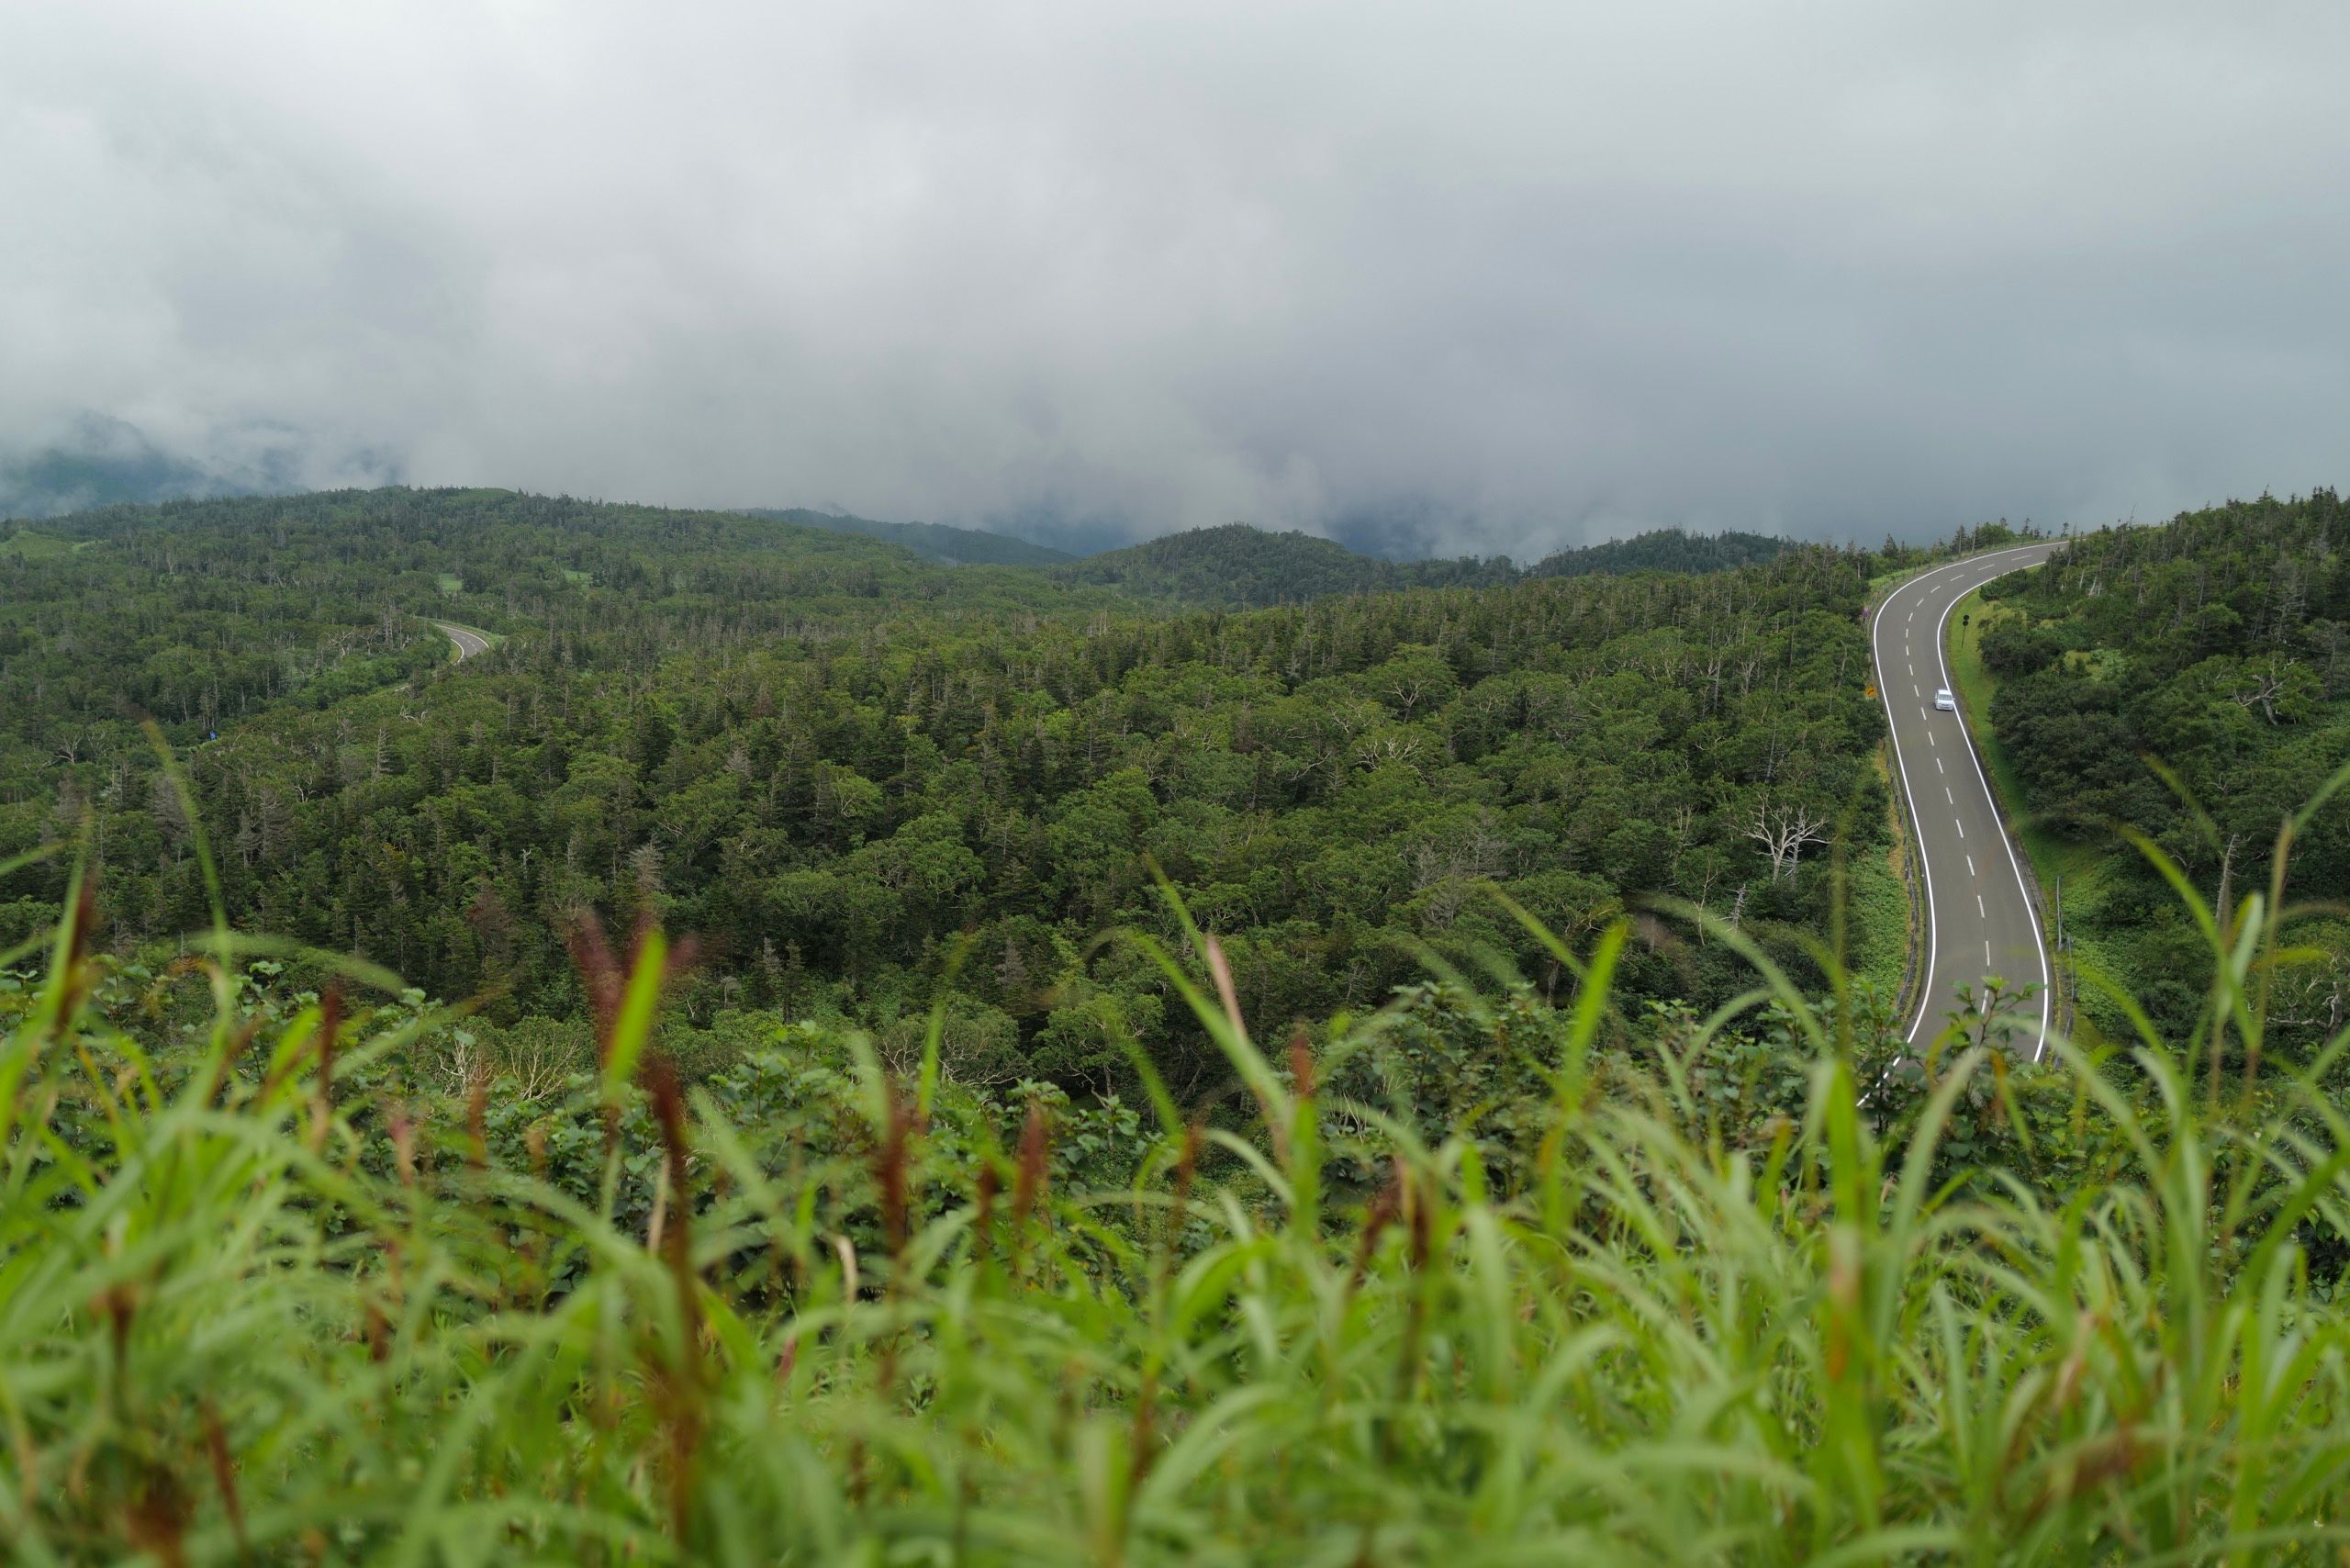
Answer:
[1046,523,1798,608]
[740,508,1070,566]
[0,414,404,522]
[1,419,248,521]
[1529,527,1790,578]
[1054,522,1516,608]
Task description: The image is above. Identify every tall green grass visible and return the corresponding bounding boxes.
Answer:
[6,769,2350,1563]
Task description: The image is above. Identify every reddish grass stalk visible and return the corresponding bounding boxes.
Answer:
[387,1104,417,1187]
[565,913,625,1154]
[306,984,341,1152]
[1349,1167,1403,1291]
[642,1053,707,1544]
[125,1466,191,1568]
[1130,1366,1160,1487]
[45,873,100,1045]
[1012,1101,1050,1277]
[201,1398,248,1556]
[1394,1159,1433,1404]
[869,1078,914,1264]
[1158,1120,1204,1288]
[972,1161,1000,1266]
[464,1065,489,1172]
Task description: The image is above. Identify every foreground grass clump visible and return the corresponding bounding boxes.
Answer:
[6,799,2350,1563]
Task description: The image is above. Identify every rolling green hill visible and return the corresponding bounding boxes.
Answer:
[2,484,1905,1077]
[1055,521,1516,607]
[739,506,1072,566]
[1058,523,1801,609]
[1531,525,1790,578]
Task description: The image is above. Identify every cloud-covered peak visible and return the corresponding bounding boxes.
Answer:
[4,3,2345,553]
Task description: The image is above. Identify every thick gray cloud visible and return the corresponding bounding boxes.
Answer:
[3,1,2346,555]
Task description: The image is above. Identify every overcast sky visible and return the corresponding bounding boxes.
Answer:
[4,2,2346,556]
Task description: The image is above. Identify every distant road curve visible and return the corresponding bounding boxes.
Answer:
[434,622,490,661]
[1872,543,2062,1059]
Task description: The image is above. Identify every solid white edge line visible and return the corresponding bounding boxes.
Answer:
[1875,564,1942,1046]
[1928,548,2055,1063]
[1874,543,2055,1055]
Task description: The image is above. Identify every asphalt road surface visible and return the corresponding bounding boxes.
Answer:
[1873,543,2061,1058]
[434,622,489,661]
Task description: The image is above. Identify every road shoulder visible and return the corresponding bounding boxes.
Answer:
[1942,580,2076,1040]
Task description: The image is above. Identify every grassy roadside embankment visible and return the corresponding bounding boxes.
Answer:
[1853,749,1913,1002]
[1943,583,2121,1042]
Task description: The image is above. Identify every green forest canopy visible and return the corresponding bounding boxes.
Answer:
[8,486,2350,1560]
[739,506,1074,566]
[0,486,1964,1100]
[1976,490,2350,1048]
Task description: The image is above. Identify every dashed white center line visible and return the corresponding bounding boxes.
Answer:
[1912,683,1919,698]
[1928,732,1936,746]
[1966,854,1975,877]
[1935,756,1943,773]
[1944,787,1954,803]
[1955,820,1964,839]
[1986,939,1993,966]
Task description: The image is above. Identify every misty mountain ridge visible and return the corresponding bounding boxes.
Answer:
[738,507,1072,566]
[0,418,251,520]
[1528,527,1791,579]
[1059,521,1792,607]
[5,418,1792,588]
[1058,522,1515,607]
[0,414,404,522]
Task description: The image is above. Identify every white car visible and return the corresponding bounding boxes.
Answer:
[1934,688,1957,711]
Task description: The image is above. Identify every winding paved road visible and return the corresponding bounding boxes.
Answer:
[434,622,489,661]
[1873,543,2059,1058]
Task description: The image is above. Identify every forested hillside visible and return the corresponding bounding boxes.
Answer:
[1975,490,2350,1045]
[1530,525,1789,578]
[0,487,1104,776]
[1058,521,1791,607]
[1055,521,1518,605]
[1,486,1911,1101]
[741,506,1071,566]
[20,485,2350,1559]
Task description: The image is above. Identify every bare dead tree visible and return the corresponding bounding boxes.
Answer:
[1747,801,1830,884]
[2230,659,2299,724]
